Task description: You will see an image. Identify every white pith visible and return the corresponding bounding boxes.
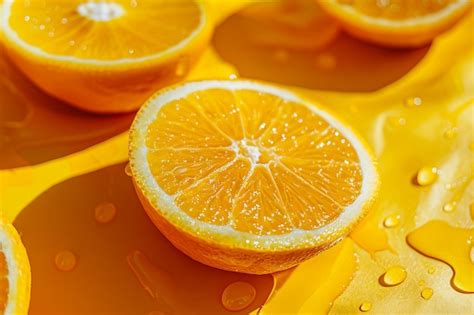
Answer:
[77,2,124,22]
[326,0,469,28]
[0,227,20,315]
[1,0,207,66]
[130,80,379,251]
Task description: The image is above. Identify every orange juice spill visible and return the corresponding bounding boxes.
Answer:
[383,214,400,228]
[427,266,436,274]
[407,220,474,293]
[359,301,372,312]
[221,281,257,312]
[54,250,77,272]
[404,96,423,108]
[416,166,438,186]
[442,202,456,213]
[421,288,433,300]
[382,266,407,286]
[94,202,117,224]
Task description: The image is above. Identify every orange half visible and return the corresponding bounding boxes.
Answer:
[1,0,212,113]
[0,220,30,315]
[317,0,471,47]
[129,80,379,274]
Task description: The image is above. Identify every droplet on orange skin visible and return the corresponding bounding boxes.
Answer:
[421,287,433,300]
[382,266,407,286]
[54,250,77,272]
[427,266,436,274]
[359,301,372,312]
[416,166,438,186]
[221,281,256,312]
[94,202,117,224]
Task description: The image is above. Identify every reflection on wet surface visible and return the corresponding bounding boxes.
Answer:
[212,0,430,92]
[14,163,274,315]
[0,47,134,169]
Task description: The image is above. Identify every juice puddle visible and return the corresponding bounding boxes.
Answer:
[407,220,474,293]
[13,163,274,315]
[259,238,357,314]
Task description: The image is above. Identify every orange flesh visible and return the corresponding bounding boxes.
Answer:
[337,0,455,20]
[145,88,363,235]
[0,250,8,313]
[8,0,201,60]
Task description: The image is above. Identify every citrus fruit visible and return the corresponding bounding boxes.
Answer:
[238,0,340,51]
[316,0,471,47]
[129,80,379,274]
[0,219,30,315]
[1,0,212,113]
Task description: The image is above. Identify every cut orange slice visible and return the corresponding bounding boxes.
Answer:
[1,0,212,113]
[0,220,30,315]
[317,0,471,47]
[129,80,379,274]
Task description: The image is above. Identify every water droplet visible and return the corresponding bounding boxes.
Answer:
[404,96,422,108]
[221,281,256,312]
[54,250,77,272]
[421,288,433,300]
[442,202,456,213]
[416,166,438,186]
[388,116,406,127]
[175,62,186,76]
[427,266,436,274]
[383,214,400,228]
[128,48,135,55]
[39,24,45,30]
[229,74,237,80]
[61,17,68,24]
[94,202,117,224]
[272,49,289,63]
[315,53,337,69]
[24,15,30,22]
[359,301,372,312]
[48,31,55,38]
[125,163,132,176]
[69,40,76,46]
[130,0,138,8]
[443,127,458,139]
[382,266,407,286]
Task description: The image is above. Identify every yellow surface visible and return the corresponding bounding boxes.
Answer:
[0,1,473,314]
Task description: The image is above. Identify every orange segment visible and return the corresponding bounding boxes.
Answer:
[0,220,31,315]
[317,0,471,47]
[2,0,212,113]
[129,80,379,274]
